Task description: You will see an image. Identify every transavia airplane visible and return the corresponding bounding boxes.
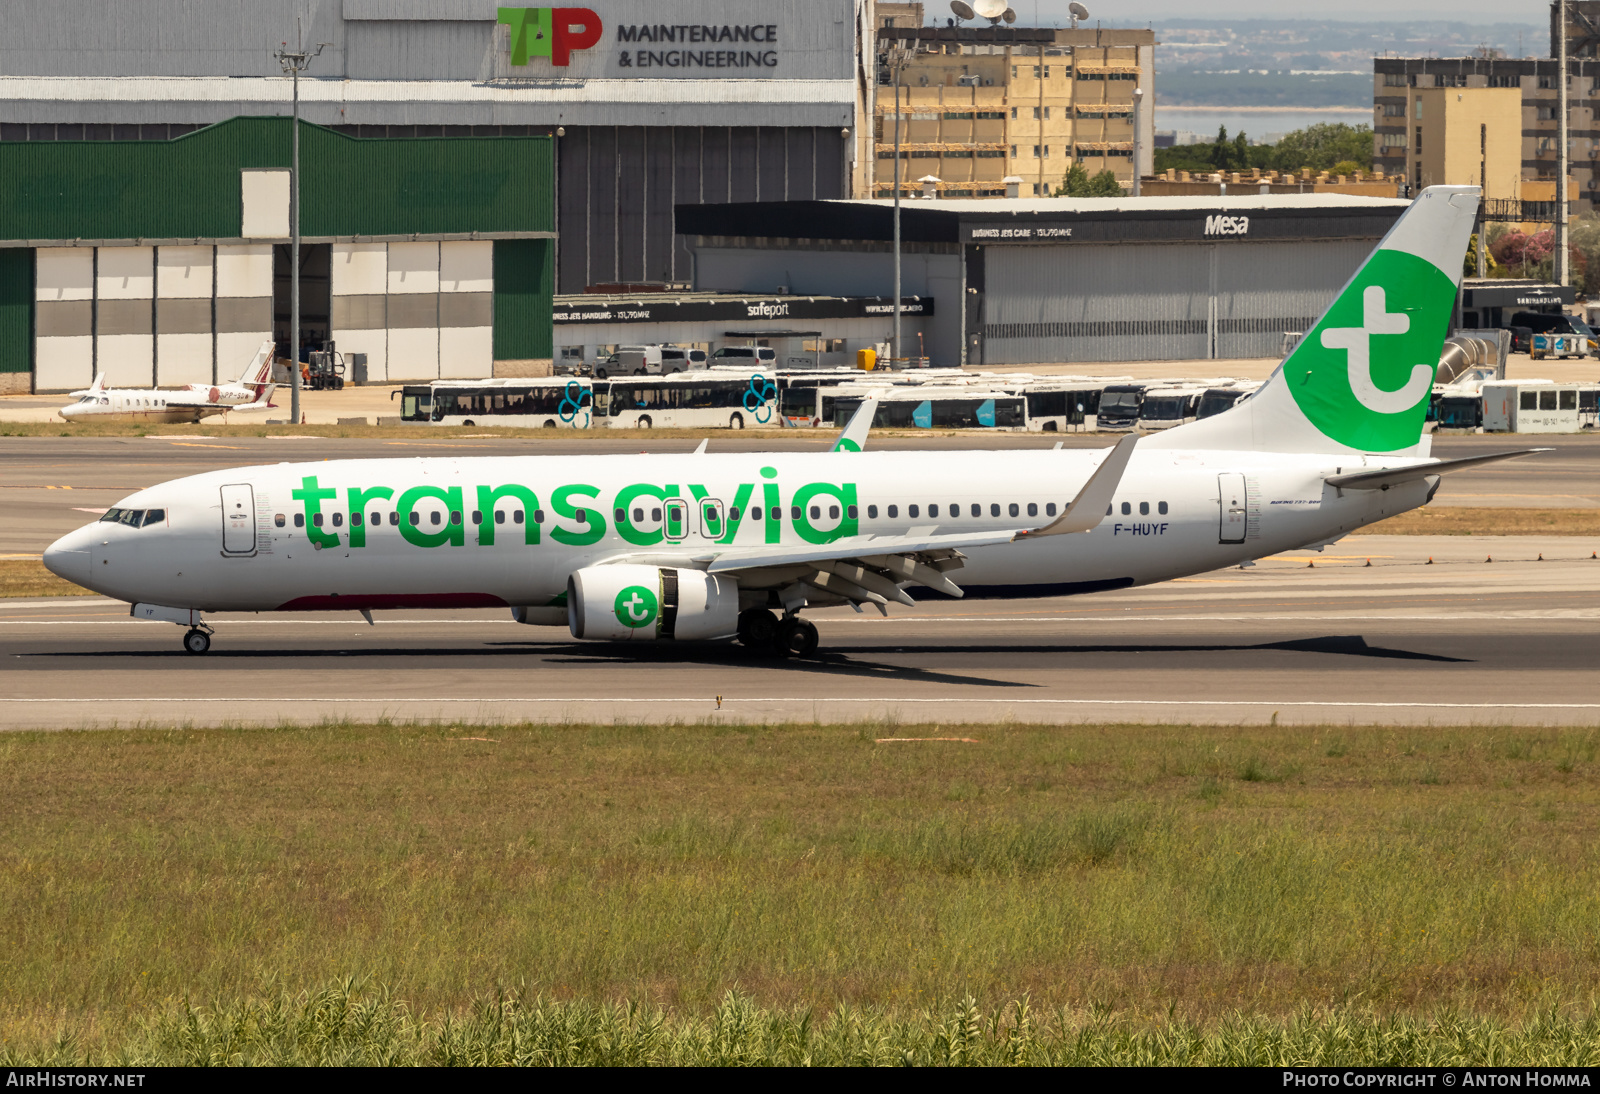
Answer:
[58,341,278,424]
[44,186,1543,656]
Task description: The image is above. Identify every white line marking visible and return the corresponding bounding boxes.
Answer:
[8,698,1600,710]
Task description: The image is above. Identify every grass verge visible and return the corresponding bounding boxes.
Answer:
[0,558,91,598]
[1,721,1598,1062]
[1358,507,1600,536]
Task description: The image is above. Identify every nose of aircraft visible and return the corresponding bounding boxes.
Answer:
[42,525,94,588]
[58,403,80,420]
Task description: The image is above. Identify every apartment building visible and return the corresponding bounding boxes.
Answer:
[1373,2,1600,216]
[870,3,1154,197]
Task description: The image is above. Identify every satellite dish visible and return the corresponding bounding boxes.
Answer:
[972,0,1008,20]
[1002,8,1016,22]
[1068,1,1090,25]
[949,0,976,19]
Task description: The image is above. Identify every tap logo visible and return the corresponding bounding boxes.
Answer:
[498,7,603,67]
[613,584,659,629]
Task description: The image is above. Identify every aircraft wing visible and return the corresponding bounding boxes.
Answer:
[832,396,879,452]
[1325,448,1548,492]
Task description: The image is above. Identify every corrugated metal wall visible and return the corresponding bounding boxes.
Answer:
[556,125,846,292]
[981,239,1374,364]
[983,243,1210,364]
[494,239,554,361]
[0,118,554,242]
[0,249,31,381]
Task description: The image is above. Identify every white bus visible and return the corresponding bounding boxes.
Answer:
[597,370,778,429]
[1020,383,1107,432]
[825,386,1026,431]
[1135,385,1210,431]
[399,378,594,428]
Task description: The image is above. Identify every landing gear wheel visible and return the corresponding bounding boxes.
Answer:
[738,608,781,651]
[183,628,212,655]
[776,616,819,659]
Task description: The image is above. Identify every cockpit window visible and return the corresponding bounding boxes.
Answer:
[98,508,164,528]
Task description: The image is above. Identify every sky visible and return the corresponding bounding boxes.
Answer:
[1023,0,1544,25]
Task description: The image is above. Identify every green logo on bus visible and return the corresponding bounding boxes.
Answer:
[614,585,659,629]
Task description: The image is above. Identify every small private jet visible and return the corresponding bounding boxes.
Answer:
[59,341,278,424]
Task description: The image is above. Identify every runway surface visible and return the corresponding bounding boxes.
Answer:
[3,432,1598,555]
[5,535,1599,730]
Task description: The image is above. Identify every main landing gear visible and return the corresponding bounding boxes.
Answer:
[737,609,818,658]
[182,626,213,655]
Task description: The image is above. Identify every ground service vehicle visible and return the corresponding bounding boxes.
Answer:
[413,379,594,428]
[596,371,777,429]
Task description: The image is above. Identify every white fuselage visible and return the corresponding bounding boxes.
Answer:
[59,384,264,424]
[43,448,1429,617]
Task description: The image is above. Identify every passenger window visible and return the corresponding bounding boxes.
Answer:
[1540,390,1558,411]
[1027,503,1037,517]
[971,503,980,517]
[409,512,421,526]
[630,507,643,522]
[294,513,305,528]
[389,512,399,525]
[1121,502,1131,515]
[616,508,627,523]
[1158,501,1168,515]
[846,505,857,519]
[810,505,821,519]
[471,511,482,525]
[1046,503,1057,516]
[990,503,1000,517]
[352,512,363,527]
[274,513,286,528]
[371,512,382,526]
[828,505,839,520]
[1009,503,1020,518]
[429,512,441,526]
[948,503,959,518]
[752,506,764,521]
[451,511,461,525]
[867,505,878,518]
[652,507,662,522]
[730,506,742,520]
[928,504,939,518]
[575,510,588,523]
[909,504,920,518]
[887,504,899,518]
[1520,391,1538,410]
[705,505,716,522]
[1561,390,1578,410]
[1139,502,1149,516]
[312,513,324,527]
[332,512,343,527]
[495,510,506,525]
[791,506,801,520]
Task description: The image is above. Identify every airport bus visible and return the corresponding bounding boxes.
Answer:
[1095,383,1149,431]
[1135,385,1209,431]
[1196,384,1260,421]
[776,371,889,425]
[1020,383,1105,432]
[826,386,1026,431]
[395,378,593,428]
[596,371,778,429]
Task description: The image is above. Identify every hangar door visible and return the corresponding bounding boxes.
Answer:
[1213,239,1371,360]
[982,243,1211,365]
[980,238,1375,365]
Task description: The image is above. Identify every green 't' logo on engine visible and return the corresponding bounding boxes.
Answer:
[1286,248,1455,452]
[614,585,659,629]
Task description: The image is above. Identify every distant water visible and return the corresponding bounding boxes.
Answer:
[1158,108,1371,144]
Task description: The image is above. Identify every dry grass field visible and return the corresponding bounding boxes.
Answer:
[2,720,1599,1063]
[1360,507,1600,537]
[0,558,90,598]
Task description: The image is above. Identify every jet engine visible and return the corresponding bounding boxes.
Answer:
[567,564,739,642]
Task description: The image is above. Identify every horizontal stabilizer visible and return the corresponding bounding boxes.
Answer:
[1325,448,1548,492]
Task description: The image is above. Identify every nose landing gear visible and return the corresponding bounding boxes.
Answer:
[737,609,818,658]
[182,627,213,655]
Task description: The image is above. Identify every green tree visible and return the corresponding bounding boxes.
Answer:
[1085,168,1125,196]
[1210,125,1234,171]
[1269,123,1374,173]
[1057,163,1126,197]
[1233,131,1251,171]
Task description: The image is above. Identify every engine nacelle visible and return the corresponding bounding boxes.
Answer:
[567,564,739,642]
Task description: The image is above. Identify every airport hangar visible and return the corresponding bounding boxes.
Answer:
[665,193,1411,367]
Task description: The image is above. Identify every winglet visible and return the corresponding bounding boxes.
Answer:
[832,396,879,453]
[1019,433,1139,538]
[693,439,709,455]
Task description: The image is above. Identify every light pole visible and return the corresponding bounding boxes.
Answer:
[1557,0,1570,287]
[1132,87,1144,197]
[275,32,328,425]
[886,40,914,366]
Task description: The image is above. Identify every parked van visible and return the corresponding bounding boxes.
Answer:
[659,347,707,375]
[595,345,662,379]
[711,346,777,366]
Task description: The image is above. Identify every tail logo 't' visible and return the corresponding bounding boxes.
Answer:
[1319,286,1435,415]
